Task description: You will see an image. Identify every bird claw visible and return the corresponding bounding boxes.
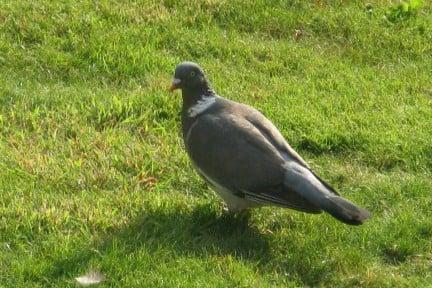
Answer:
[222,206,251,222]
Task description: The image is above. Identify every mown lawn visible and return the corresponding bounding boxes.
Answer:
[0,0,431,287]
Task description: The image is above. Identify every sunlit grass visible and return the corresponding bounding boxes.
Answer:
[0,1,431,287]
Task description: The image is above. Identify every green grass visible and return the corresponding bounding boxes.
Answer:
[1,0,432,287]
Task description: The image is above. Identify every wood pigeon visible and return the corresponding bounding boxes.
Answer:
[170,61,371,225]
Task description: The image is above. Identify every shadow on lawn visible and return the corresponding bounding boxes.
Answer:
[106,204,272,261]
[45,204,269,275]
[46,204,335,286]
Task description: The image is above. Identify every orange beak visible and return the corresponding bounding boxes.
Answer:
[169,78,181,92]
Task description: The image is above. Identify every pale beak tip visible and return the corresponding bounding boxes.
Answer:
[169,78,181,92]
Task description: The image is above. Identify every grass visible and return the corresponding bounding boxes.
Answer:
[0,0,431,287]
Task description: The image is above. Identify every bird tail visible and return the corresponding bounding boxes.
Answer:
[319,195,371,225]
[283,161,371,225]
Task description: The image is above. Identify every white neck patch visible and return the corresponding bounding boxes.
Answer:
[188,96,216,117]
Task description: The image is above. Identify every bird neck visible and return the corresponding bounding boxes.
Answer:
[181,83,216,109]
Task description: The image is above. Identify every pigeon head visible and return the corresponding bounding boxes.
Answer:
[169,62,213,99]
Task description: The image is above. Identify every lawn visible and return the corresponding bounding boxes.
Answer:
[0,0,431,287]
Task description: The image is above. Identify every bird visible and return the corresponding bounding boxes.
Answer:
[169,61,371,225]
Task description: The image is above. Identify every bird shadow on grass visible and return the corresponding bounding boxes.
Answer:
[43,204,268,276]
[44,203,336,286]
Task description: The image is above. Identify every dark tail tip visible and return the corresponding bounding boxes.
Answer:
[323,196,372,225]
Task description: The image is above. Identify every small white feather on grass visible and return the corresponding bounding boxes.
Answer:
[75,271,105,286]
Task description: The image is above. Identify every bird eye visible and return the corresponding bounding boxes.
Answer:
[190,71,196,77]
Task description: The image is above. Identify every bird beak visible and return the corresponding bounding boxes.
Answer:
[169,78,181,92]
